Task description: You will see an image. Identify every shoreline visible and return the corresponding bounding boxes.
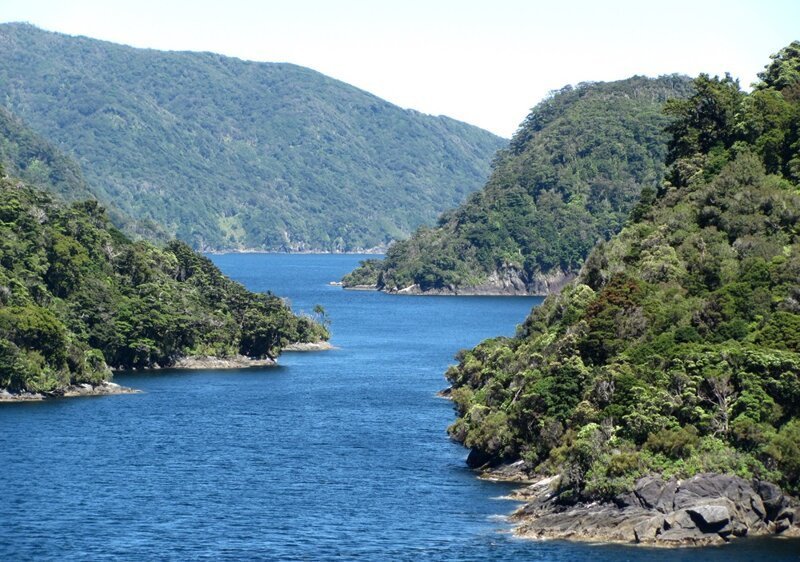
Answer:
[204,248,387,255]
[0,381,140,403]
[283,341,336,352]
[343,284,544,296]
[2,344,335,402]
[476,463,800,547]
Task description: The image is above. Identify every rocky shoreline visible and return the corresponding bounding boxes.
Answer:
[479,462,800,546]
[283,341,336,351]
[166,354,276,369]
[0,381,140,402]
[1,345,334,402]
[343,268,576,296]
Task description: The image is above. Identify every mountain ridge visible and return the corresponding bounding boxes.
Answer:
[342,75,693,292]
[0,22,505,251]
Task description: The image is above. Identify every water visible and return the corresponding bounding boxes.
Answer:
[1,254,797,561]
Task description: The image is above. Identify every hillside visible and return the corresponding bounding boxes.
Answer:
[0,105,166,241]
[0,105,91,202]
[0,23,505,251]
[444,43,800,543]
[343,76,692,294]
[0,172,327,397]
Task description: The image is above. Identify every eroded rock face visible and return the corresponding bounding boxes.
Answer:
[389,267,577,296]
[511,473,800,546]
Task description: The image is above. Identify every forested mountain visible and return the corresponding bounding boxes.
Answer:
[446,43,800,500]
[0,23,505,251]
[0,172,327,395]
[0,105,166,241]
[343,76,692,294]
[0,105,91,202]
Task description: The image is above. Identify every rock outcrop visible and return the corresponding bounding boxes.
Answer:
[510,473,800,546]
[384,267,576,296]
[0,382,139,402]
[168,355,275,369]
[283,341,336,352]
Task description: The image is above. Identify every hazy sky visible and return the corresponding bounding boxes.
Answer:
[0,0,798,137]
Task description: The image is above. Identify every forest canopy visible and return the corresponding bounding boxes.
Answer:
[445,42,800,498]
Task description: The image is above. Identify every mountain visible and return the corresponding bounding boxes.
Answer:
[444,42,800,541]
[0,172,328,397]
[0,23,505,251]
[0,105,167,241]
[342,76,692,293]
[0,104,91,201]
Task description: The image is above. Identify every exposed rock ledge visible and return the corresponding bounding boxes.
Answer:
[501,471,800,546]
[377,267,576,296]
[283,341,336,351]
[167,355,276,369]
[342,284,378,291]
[0,382,140,402]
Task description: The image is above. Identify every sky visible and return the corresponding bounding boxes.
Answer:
[0,0,798,138]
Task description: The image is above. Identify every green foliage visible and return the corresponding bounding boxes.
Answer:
[0,23,504,252]
[341,259,382,287]
[0,105,166,241]
[445,44,800,497]
[345,76,693,291]
[0,177,328,394]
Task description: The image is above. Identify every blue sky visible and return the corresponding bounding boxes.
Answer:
[0,0,798,137]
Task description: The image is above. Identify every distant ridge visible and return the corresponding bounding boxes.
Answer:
[343,75,693,293]
[0,23,505,251]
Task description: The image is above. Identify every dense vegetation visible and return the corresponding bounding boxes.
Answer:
[0,174,327,394]
[0,105,165,241]
[343,76,692,292]
[446,43,800,498]
[0,23,505,251]
[0,105,91,202]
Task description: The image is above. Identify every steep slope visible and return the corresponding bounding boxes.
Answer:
[0,174,327,397]
[0,105,166,241]
[343,76,692,294]
[0,23,505,251]
[0,105,91,201]
[444,43,800,542]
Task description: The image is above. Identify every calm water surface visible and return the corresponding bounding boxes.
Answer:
[1,254,798,560]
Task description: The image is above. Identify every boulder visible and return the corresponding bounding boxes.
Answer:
[633,515,664,542]
[756,480,788,520]
[664,508,696,531]
[687,504,730,532]
[634,476,676,513]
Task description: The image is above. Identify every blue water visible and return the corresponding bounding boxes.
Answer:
[1,254,797,561]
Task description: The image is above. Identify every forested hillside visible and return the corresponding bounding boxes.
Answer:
[446,43,800,500]
[0,173,327,395]
[343,76,692,293]
[0,105,165,241]
[0,23,505,251]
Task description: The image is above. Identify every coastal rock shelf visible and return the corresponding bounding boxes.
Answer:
[0,382,139,402]
[508,473,800,546]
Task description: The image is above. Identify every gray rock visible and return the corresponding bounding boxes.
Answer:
[511,473,798,546]
[633,515,664,542]
[756,480,788,520]
[658,527,717,544]
[634,476,676,513]
[687,504,730,531]
[664,509,696,531]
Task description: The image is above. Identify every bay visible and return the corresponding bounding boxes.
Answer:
[0,254,797,560]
